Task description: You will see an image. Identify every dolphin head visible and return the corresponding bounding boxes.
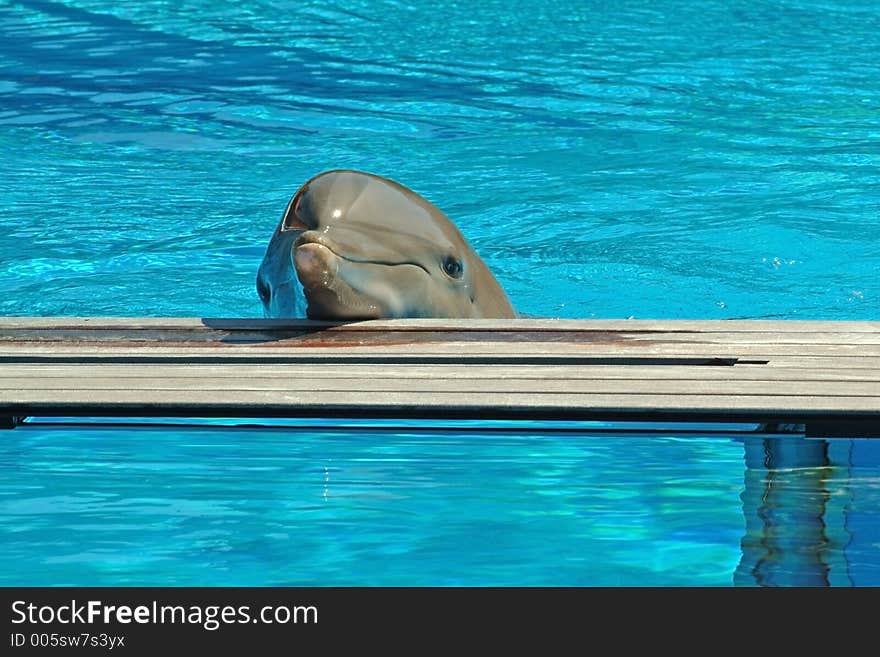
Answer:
[257,170,515,320]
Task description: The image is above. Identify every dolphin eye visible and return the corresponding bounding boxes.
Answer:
[442,256,464,279]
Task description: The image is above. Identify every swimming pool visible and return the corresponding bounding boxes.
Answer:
[1,1,878,586]
[1,419,877,586]
[1,0,877,320]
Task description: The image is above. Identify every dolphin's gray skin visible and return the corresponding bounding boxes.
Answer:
[257,170,516,319]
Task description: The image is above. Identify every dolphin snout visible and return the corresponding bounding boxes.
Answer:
[294,241,338,289]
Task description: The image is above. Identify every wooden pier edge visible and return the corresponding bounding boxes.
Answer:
[1,317,878,437]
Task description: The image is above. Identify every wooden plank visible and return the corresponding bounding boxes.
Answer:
[4,355,880,369]
[4,330,880,347]
[3,389,878,412]
[1,364,877,382]
[1,320,879,344]
[2,342,878,357]
[1,317,877,435]
[759,357,880,369]
[2,377,877,397]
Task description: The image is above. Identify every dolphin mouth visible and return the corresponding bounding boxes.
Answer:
[292,233,431,320]
[293,233,430,274]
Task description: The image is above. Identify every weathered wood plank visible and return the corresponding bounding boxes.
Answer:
[2,342,878,357]
[4,330,880,347]
[4,356,880,369]
[1,318,877,435]
[3,377,877,397]
[3,389,878,412]
[2,364,877,382]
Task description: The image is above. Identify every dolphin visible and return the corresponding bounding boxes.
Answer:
[256,170,516,319]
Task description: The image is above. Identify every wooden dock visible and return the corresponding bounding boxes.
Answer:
[0,317,878,436]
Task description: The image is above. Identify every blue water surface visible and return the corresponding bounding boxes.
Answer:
[1,1,879,587]
[0,0,877,319]
[2,421,879,586]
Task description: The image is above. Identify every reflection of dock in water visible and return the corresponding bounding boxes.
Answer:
[736,436,840,586]
[736,435,880,587]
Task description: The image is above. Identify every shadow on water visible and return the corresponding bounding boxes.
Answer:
[735,435,880,587]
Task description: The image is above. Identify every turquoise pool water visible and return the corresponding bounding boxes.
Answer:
[1,0,877,319]
[1,1,879,586]
[2,421,879,586]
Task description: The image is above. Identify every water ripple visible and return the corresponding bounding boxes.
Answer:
[1,0,878,318]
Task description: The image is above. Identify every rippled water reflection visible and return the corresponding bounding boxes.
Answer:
[1,423,878,586]
[1,1,877,318]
